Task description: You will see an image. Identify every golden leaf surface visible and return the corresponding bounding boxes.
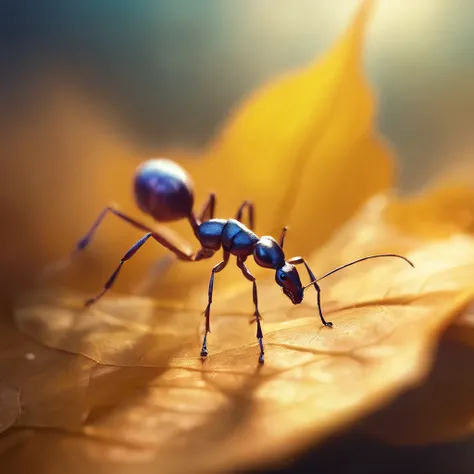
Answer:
[0,380,20,436]
[0,318,93,431]
[5,1,467,471]
[375,179,474,347]
[385,183,474,239]
[304,186,474,446]
[9,216,474,472]
[384,179,474,348]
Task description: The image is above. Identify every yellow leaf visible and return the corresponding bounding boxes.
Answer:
[0,380,20,435]
[10,229,474,472]
[5,1,463,472]
[385,183,474,239]
[355,180,474,348]
[378,177,474,349]
[296,183,474,447]
[0,318,92,431]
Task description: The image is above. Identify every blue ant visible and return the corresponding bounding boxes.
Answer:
[75,159,414,364]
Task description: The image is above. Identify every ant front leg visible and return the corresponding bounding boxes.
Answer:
[201,251,230,358]
[287,256,333,328]
[235,200,255,230]
[237,258,265,364]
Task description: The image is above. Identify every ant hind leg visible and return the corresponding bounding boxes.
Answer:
[85,229,211,306]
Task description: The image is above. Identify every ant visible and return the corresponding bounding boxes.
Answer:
[74,158,414,364]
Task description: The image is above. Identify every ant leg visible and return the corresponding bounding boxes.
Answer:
[235,200,255,230]
[279,226,288,248]
[138,192,216,292]
[237,258,265,364]
[86,233,155,306]
[74,205,197,262]
[198,192,216,222]
[287,256,333,328]
[40,206,194,279]
[201,251,230,357]
[78,206,196,260]
[85,231,212,306]
[75,206,157,253]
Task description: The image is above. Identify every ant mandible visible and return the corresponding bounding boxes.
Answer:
[74,158,414,364]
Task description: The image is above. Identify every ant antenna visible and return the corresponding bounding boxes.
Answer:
[303,253,414,290]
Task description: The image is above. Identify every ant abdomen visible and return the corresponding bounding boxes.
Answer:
[134,158,194,222]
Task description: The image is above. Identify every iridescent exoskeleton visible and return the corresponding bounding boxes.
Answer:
[75,158,414,364]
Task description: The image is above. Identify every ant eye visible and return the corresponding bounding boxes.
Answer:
[279,273,287,281]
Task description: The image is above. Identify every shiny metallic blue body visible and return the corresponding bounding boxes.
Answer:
[134,159,194,222]
[198,218,259,258]
[75,158,412,365]
[76,158,310,365]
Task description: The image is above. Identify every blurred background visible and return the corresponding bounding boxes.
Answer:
[1,1,474,472]
[2,0,474,292]
[2,0,474,182]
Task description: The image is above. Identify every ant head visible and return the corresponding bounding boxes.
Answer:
[275,263,303,305]
[253,237,304,305]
